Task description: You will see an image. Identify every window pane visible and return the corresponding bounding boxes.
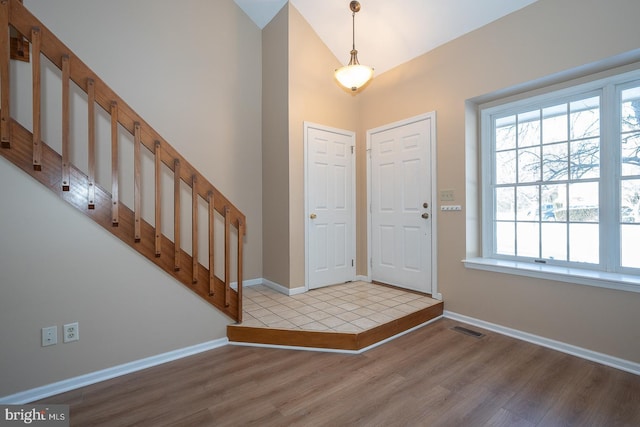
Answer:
[621,179,640,223]
[496,187,515,220]
[541,184,565,221]
[568,182,598,222]
[518,147,541,183]
[621,132,640,176]
[496,222,515,255]
[518,110,541,147]
[621,224,640,268]
[570,138,600,179]
[543,104,568,144]
[542,223,567,261]
[570,96,600,139]
[517,222,539,258]
[621,86,640,133]
[496,150,516,184]
[542,142,568,181]
[496,115,516,151]
[569,224,598,263]
[517,186,539,220]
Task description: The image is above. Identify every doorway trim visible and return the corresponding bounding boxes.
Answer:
[366,112,441,299]
[304,121,357,291]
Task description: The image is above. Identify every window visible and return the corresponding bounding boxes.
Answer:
[475,68,640,290]
[620,83,640,270]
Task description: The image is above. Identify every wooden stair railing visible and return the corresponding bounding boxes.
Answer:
[0,0,244,322]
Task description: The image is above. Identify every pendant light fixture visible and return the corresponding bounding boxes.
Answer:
[334,1,374,92]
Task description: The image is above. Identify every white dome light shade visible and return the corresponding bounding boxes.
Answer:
[335,63,374,92]
[334,1,373,93]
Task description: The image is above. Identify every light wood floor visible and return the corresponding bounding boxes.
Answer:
[39,318,640,426]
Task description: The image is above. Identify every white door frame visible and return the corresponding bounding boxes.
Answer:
[304,121,356,291]
[366,112,441,299]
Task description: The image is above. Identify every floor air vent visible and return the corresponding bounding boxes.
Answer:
[451,325,485,338]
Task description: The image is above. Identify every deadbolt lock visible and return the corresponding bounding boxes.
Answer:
[423,202,429,208]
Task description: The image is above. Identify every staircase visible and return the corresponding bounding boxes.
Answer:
[0,0,245,321]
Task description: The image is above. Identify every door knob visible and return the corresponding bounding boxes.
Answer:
[310,213,317,219]
[421,213,429,219]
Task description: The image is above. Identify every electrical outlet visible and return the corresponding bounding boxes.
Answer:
[42,326,57,347]
[63,322,79,343]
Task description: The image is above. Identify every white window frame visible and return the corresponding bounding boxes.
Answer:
[464,67,640,294]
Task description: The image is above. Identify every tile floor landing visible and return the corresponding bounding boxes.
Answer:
[237,281,441,333]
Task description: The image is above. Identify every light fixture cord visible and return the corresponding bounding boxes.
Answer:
[351,10,356,51]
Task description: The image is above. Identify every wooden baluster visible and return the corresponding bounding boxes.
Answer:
[191,175,198,284]
[208,191,215,296]
[154,141,161,257]
[87,78,95,209]
[31,27,41,170]
[236,219,244,323]
[224,206,230,307]
[134,122,141,242]
[111,101,119,226]
[0,0,11,148]
[61,55,70,191]
[173,159,181,271]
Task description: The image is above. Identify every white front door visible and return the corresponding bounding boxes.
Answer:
[369,115,435,293]
[305,123,356,289]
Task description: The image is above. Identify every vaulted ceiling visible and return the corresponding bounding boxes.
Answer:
[234,0,538,75]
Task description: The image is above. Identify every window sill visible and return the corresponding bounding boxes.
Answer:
[462,257,640,294]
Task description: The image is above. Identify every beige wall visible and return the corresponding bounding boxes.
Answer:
[0,162,231,396]
[287,4,359,288]
[19,0,264,281]
[357,0,640,362]
[0,0,262,397]
[261,4,358,288]
[262,5,291,287]
[3,0,640,400]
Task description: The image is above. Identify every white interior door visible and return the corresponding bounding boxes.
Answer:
[305,123,356,289]
[369,115,434,293]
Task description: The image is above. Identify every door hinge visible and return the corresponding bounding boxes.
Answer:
[351,146,354,154]
[352,259,354,267]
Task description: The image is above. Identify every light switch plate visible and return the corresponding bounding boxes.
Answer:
[440,189,455,201]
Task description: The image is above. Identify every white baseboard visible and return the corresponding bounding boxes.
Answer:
[231,278,304,295]
[444,311,640,376]
[262,278,306,296]
[242,278,263,287]
[0,338,228,405]
[289,286,306,295]
[230,278,262,291]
